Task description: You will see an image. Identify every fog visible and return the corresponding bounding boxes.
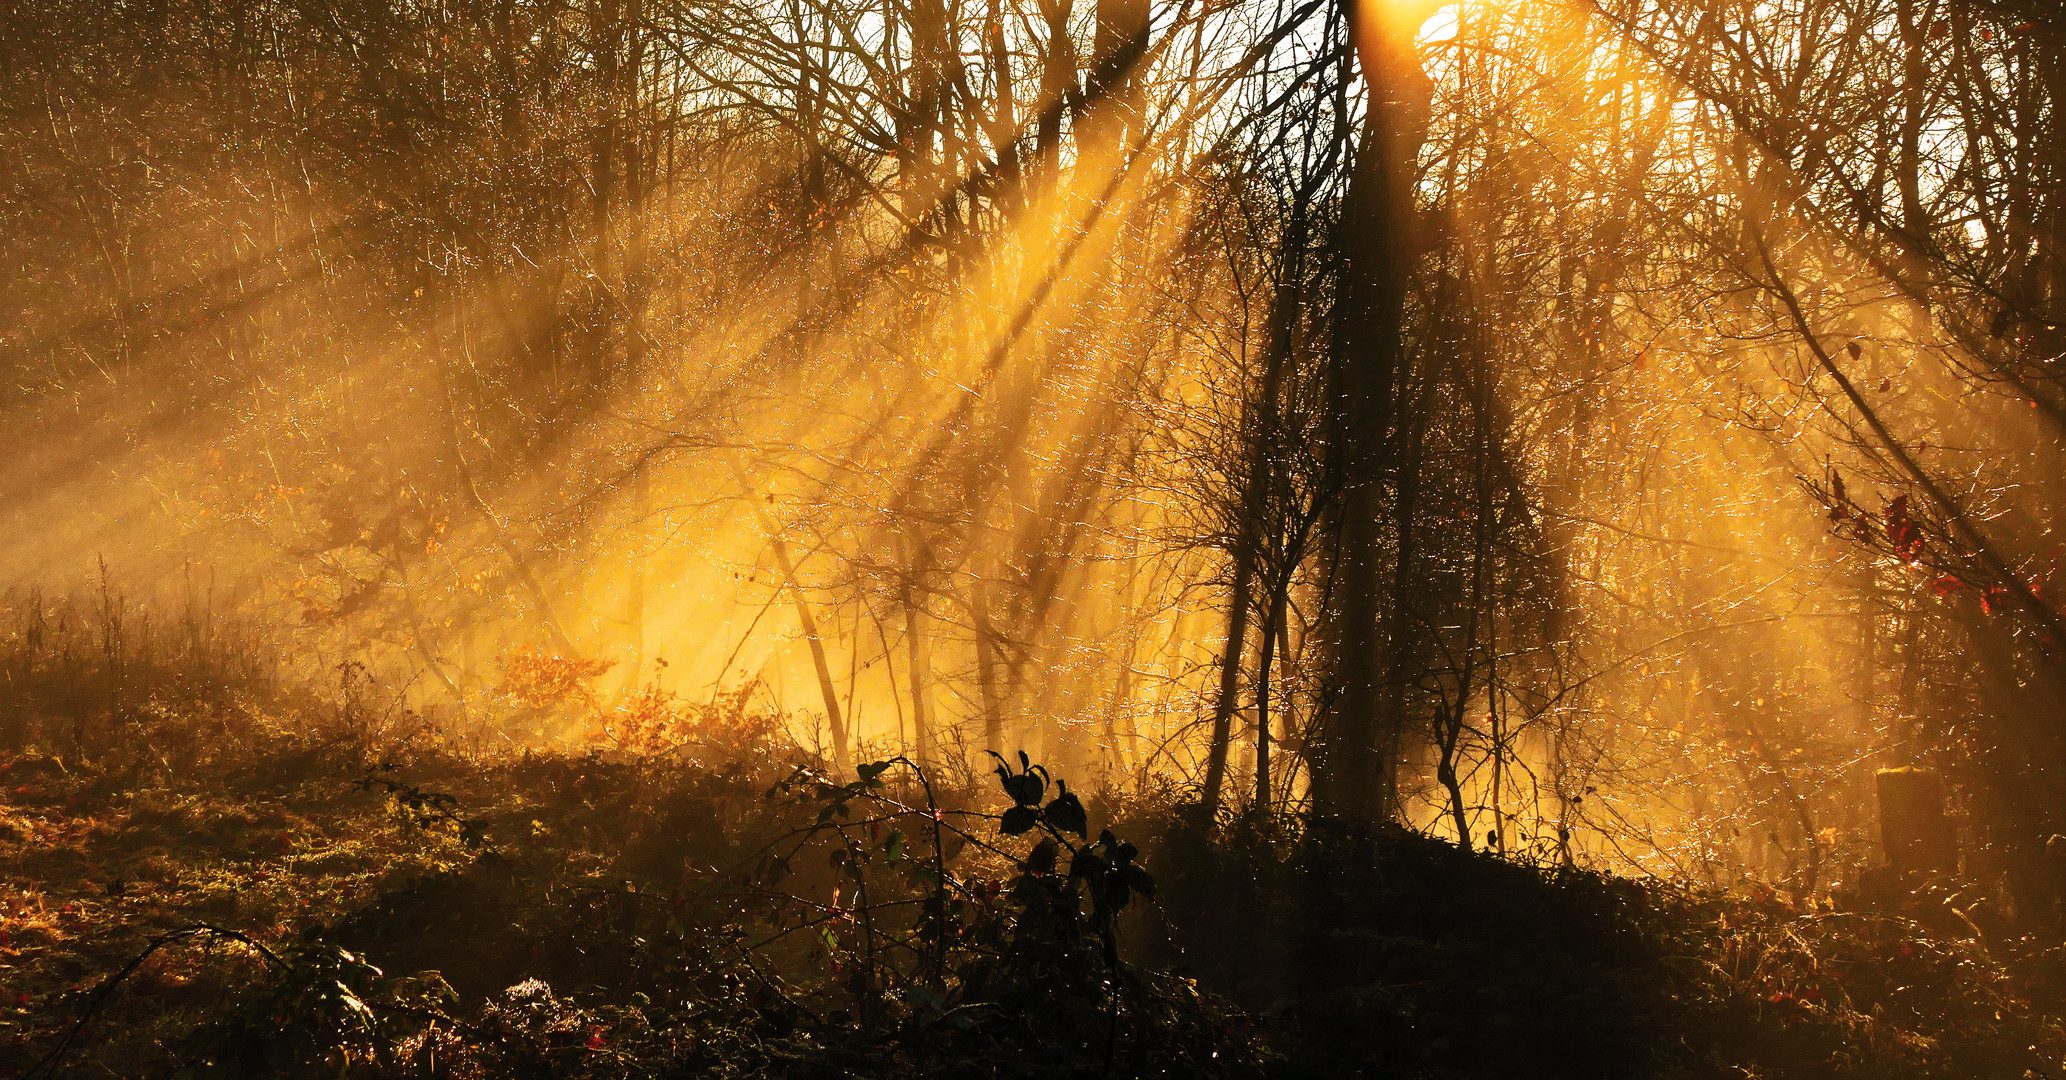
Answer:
[4,0,2063,903]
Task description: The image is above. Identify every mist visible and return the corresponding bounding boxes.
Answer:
[5,0,2065,1074]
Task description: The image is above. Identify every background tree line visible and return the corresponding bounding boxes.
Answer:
[2,0,2064,913]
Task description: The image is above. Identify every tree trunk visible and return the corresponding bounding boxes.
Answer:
[1317,4,1431,823]
[1255,581,1289,815]
[1200,555,1254,819]
[974,578,1005,754]
[903,543,937,767]
[773,537,850,777]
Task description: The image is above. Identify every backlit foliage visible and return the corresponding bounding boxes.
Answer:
[583,681,788,758]
[496,647,618,711]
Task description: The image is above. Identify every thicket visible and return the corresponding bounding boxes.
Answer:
[5,0,2065,913]
[4,619,2065,1079]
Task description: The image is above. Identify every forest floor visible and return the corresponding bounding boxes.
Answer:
[4,713,2066,1079]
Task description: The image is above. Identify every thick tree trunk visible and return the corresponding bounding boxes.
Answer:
[1034,0,1076,197]
[1316,3,1431,823]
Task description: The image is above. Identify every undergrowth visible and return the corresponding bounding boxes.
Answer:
[2,594,2064,1078]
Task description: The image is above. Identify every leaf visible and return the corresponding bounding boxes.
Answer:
[998,767,1046,807]
[1022,838,1058,875]
[1044,787,1088,837]
[884,829,906,862]
[1000,806,1037,836]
